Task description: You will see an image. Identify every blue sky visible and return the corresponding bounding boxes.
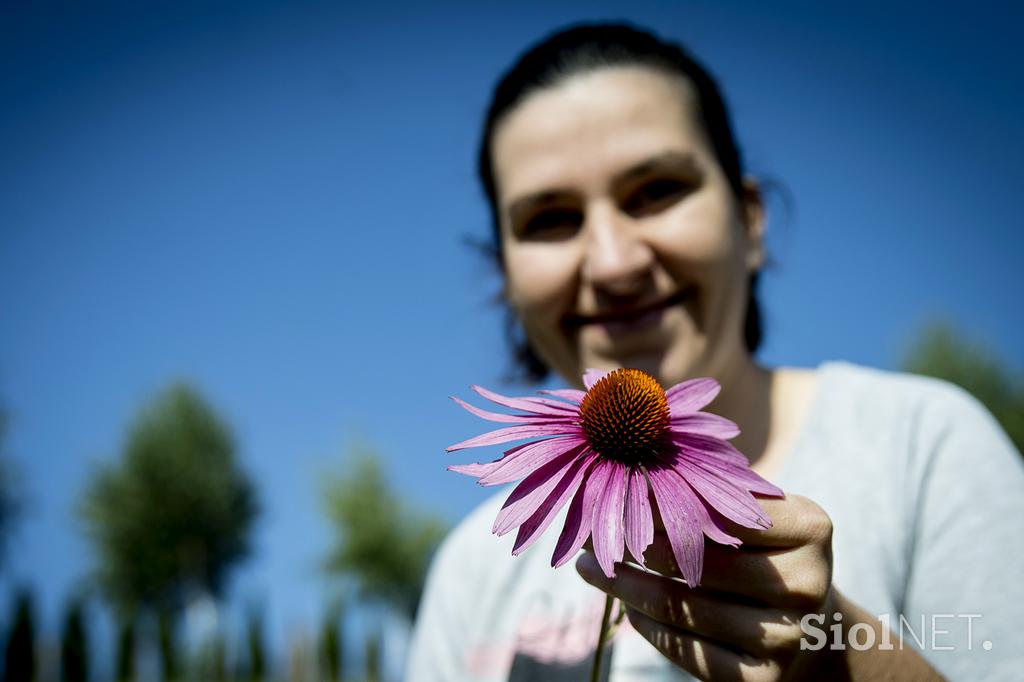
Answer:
[1,0,1022,672]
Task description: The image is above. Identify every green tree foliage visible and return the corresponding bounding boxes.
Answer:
[80,384,259,611]
[196,633,227,682]
[364,630,381,682]
[80,384,258,681]
[59,596,89,682]
[113,618,134,682]
[242,605,267,682]
[156,610,178,682]
[322,448,448,620]
[903,321,1024,454]
[2,588,36,682]
[318,601,343,682]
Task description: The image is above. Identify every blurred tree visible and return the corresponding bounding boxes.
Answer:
[364,629,381,682]
[196,633,227,682]
[59,596,89,682]
[188,629,223,682]
[241,605,267,682]
[321,447,448,621]
[318,600,343,682]
[79,384,259,679]
[2,588,36,682]
[156,611,178,682]
[903,320,1024,454]
[286,632,312,682]
[0,408,23,567]
[113,618,134,682]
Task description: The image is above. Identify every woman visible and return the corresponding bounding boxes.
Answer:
[407,23,1023,681]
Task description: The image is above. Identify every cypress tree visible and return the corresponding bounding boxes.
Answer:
[59,597,89,682]
[245,606,266,682]
[114,617,135,682]
[156,609,178,682]
[2,589,36,682]
[364,630,380,682]
[318,602,343,682]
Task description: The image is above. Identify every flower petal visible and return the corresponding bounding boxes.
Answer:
[668,432,750,467]
[583,368,610,390]
[659,435,783,498]
[446,423,577,452]
[551,460,613,568]
[492,443,588,535]
[445,439,537,479]
[478,436,587,486]
[446,462,492,478]
[700,504,742,547]
[624,467,654,566]
[472,385,578,416]
[538,388,586,404]
[592,461,627,578]
[669,457,772,529]
[665,378,721,413]
[450,396,564,424]
[647,466,705,586]
[446,438,586,486]
[684,453,784,497]
[669,412,741,439]
[512,450,599,556]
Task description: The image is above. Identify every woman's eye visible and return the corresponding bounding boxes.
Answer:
[519,208,583,239]
[621,178,692,217]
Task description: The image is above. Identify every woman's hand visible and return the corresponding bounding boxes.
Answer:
[577,494,837,681]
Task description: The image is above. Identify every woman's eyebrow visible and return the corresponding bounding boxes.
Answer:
[506,189,575,222]
[613,151,701,185]
[504,152,699,219]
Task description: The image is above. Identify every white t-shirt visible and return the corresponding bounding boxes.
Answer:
[405,362,1024,681]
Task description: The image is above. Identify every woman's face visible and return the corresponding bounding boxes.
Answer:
[491,66,763,389]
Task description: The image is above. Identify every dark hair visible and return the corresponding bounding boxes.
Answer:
[478,22,763,382]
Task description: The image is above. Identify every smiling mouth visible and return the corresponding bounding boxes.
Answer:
[563,288,692,329]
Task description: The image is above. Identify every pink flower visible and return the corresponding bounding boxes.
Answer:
[447,368,783,584]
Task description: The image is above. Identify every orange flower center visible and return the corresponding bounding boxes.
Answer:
[579,368,670,464]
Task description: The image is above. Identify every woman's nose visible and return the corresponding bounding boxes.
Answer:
[580,203,655,296]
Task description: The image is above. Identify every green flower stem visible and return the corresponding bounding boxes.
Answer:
[589,594,616,682]
[614,599,626,627]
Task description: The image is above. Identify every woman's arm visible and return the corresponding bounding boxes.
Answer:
[813,589,943,682]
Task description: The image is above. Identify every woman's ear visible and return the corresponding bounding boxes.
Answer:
[741,177,766,273]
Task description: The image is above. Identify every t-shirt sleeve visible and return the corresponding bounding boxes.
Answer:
[901,381,1024,681]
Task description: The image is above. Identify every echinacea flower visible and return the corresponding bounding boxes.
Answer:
[447,368,783,585]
